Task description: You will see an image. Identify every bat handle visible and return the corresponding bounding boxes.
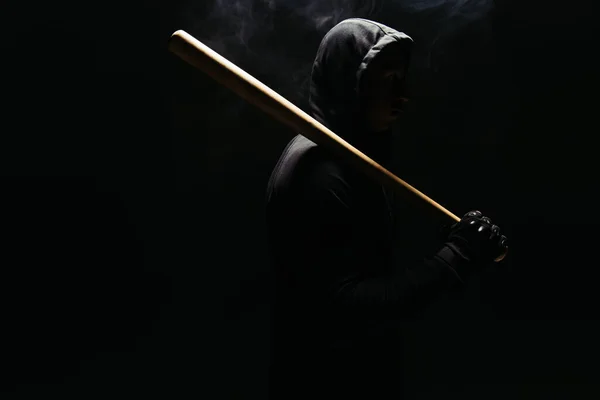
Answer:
[445,215,507,263]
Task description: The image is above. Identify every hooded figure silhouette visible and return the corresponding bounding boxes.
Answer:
[265,18,507,399]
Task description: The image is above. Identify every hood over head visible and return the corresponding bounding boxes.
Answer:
[309,18,413,165]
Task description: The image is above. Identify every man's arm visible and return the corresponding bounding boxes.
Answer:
[296,159,474,316]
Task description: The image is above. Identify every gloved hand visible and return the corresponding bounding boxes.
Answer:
[441,210,508,264]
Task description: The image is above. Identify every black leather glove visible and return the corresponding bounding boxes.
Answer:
[441,210,508,264]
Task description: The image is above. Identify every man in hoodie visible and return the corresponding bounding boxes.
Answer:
[265,18,507,399]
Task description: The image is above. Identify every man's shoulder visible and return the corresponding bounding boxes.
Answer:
[280,134,340,171]
[268,135,344,194]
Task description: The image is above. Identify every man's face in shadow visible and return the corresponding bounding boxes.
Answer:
[359,43,409,133]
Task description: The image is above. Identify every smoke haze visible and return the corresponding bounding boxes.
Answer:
[176,0,495,107]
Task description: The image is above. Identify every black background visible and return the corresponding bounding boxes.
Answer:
[1,0,599,398]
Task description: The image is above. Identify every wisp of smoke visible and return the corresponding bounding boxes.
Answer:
[181,0,493,53]
[177,0,494,107]
[184,0,385,56]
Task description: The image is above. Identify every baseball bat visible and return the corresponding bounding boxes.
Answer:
[168,29,506,261]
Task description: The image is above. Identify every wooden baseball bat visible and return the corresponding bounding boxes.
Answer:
[167,29,506,261]
[168,30,458,220]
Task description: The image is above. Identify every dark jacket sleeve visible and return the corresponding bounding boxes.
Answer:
[296,161,471,316]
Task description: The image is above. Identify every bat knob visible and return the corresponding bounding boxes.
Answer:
[494,236,508,262]
[494,250,507,262]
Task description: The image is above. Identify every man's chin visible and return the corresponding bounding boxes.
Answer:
[371,125,392,134]
[364,117,395,133]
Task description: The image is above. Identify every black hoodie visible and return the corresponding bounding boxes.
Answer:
[265,18,468,398]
